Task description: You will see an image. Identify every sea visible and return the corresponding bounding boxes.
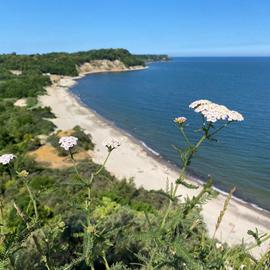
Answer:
[71,57,270,211]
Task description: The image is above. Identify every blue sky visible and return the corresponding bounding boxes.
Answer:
[1,0,270,56]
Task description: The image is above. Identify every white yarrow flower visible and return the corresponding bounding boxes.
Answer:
[189,99,212,109]
[215,242,223,250]
[103,138,121,151]
[224,261,234,270]
[174,116,187,124]
[228,110,244,122]
[189,99,244,123]
[59,136,78,151]
[0,154,16,165]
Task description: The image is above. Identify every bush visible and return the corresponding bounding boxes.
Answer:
[0,73,50,98]
[47,126,94,156]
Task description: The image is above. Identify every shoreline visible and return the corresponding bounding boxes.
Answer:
[69,86,270,218]
[69,72,270,217]
[39,66,270,257]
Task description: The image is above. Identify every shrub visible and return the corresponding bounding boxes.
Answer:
[47,126,94,156]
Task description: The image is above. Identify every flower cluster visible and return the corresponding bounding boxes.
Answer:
[215,242,223,250]
[59,136,78,151]
[189,99,212,109]
[174,116,187,124]
[189,99,244,123]
[103,138,121,152]
[17,170,29,178]
[0,154,16,165]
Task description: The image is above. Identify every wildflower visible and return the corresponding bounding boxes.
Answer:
[189,99,212,109]
[224,261,234,270]
[215,242,223,250]
[227,110,244,122]
[0,154,16,165]
[174,116,187,124]
[59,136,78,151]
[17,170,29,178]
[103,138,121,152]
[189,99,244,123]
[86,225,95,233]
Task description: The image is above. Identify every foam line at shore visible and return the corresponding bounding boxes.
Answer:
[140,141,160,156]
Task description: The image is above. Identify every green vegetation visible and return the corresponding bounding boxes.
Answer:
[0,72,50,98]
[0,100,55,154]
[135,54,169,62]
[47,126,95,156]
[0,50,268,269]
[0,49,147,77]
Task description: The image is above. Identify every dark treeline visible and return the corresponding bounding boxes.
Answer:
[135,54,169,62]
[0,49,169,98]
[0,48,154,76]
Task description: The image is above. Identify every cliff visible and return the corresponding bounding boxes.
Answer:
[78,59,145,75]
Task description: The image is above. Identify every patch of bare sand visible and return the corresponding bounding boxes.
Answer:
[29,144,90,169]
[10,70,22,75]
[14,98,27,107]
[57,130,74,137]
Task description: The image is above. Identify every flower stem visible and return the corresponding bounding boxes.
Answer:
[102,251,110,270]
[209,122,230,138]
[25,182,38,221]
[7,164,13,180]
[69,149,87,185]
[94,151,111,176]
[246,234,270,252]
[194,134,207,150]
[179,126,191,146]
[161,130,208,230]
[0,198,4,235]
[160,199,172,230]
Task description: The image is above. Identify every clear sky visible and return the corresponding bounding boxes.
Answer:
[1,0,270,56]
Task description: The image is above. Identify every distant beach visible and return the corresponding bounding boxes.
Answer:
[39,63,270,257]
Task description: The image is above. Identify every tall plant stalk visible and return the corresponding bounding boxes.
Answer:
[68,143,113,269]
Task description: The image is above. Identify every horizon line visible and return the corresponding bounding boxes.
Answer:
[0,49,270,58]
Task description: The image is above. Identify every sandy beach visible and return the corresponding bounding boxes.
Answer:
[39,65,270,257]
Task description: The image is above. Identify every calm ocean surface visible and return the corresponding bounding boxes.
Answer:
[71,57,270,210]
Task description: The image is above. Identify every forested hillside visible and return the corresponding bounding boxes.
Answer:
[135,54,169,62]
[0,49,147,76]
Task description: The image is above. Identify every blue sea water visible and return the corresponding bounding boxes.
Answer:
[71,57,270,210]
